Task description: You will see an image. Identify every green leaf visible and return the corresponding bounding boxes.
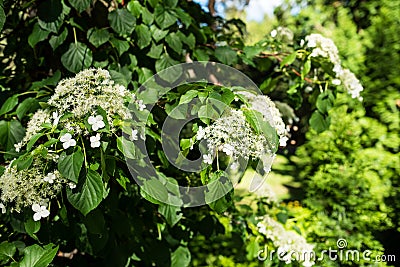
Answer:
[0,5,5,32]
[302,58,311,79]
[19,244,58,267]
[58,150,84,183]
[215,46,237,65]
[26,133,43,151]
[0,95,18,116]
[49,27,68,50]
[198,105,219,121]
[68,0,91,12]
[87,28,110,48]
[204,171,232,213]
[193,48,209,61]
[280,52,297,68]
[150,25,168,42]
[164,0,178,8]
[246,239,260,260]
[242,109,278,152]
[24,219,41,237]
[109,37,130,56]
[154,5,176,29]
[108,9,136,36]
[30,70,62,90]
[142,179,169,203]
[37,0,65,33]
[179,90,198,104]
[171,246,191,267]
[243,45,263,59]
[16,98,39,120]
[0,241,16,261]
[61,42,93,73]
[109,70,128,88]
[135,24,152,49]
[0,120,25,151]
[15,155,34,171]
[309,111,330,133]
[117,136,137,159]
[147,0,159,8]
[67,169,104,216]
[158,205,182,227]
[147,43,163,59]
[155,54,181,83]
[141,8,154,24]
[28,23,50,47]
[166,32,182,54]
[127,0,142,18]
[316,90,334,114]
[178,32,195,49]
[179,138,191,151]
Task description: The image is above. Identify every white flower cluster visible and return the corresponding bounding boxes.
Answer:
[257,216,315,267]
[237,91,289,147]
[271,26,294,43]
[304,33,363,100]
[197,109,277,174]
[14,69,142,152]
[0,157,65,213]
[15,109,51,152]
[48,69,133,122]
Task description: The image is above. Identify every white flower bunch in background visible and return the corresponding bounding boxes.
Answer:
[237,91,289,147]
[257,216,315,267]
[270,26,294,43]
[304,33,363,100]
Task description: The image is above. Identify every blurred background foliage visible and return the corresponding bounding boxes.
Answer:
[0,0,398,266]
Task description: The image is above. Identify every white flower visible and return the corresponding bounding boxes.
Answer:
[203,154,214,164]
[118,85,126,96]
[44,172,56,183]
[68,182,76,189]
[332,79,341,85]
[88,115,105,131]
[137,100,146,111]
[130,129,138,141]
[52,111,61,126]
[90,133,101,148]
[32,203,50,221]
[270,29,277,38]
[300,39,305,46]
[221,143,234,156]
[279,136,289,147]
[60,133,76,149]
[0,203,6,214]
[196,126,206,140]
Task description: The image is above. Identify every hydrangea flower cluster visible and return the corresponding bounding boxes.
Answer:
[2,68,142,220]
[0,156,65,212]
[197,108,280,174]
[304,33,363,100]
[270,26,294,43]
[257,216,315,267]
[237,91,289,147]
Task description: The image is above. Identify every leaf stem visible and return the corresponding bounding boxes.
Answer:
[80,136,88,169]
[73,28,77,45]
